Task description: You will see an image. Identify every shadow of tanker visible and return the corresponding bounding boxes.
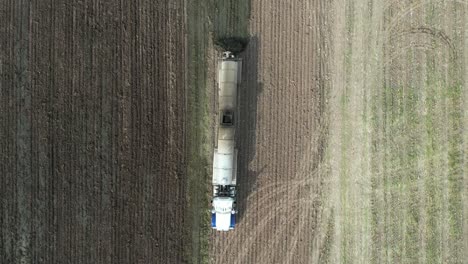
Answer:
[214,37,250,56]
[211,35,261,225]
[234,35,261,222]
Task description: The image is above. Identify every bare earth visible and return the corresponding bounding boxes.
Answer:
[210,0,331,263]
[0,1,188,263]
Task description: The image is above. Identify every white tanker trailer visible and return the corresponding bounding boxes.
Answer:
[211,51,241,231]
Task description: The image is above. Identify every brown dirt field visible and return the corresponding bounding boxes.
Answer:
[209,0,467,263]
[209,0,331,263]
[0,1,189,263]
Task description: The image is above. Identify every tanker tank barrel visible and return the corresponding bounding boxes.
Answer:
[211,51,242,231]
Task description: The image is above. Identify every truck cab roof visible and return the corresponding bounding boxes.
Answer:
[212,197,236,231]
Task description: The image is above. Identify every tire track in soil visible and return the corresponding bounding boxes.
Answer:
[210,0,329,263]
[0,1,188,263]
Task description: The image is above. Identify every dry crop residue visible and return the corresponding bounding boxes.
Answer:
[323,0,467,263]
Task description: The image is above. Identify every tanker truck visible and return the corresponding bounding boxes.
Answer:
[211,51,241,231]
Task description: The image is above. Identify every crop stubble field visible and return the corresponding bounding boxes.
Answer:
[324,0,467,263]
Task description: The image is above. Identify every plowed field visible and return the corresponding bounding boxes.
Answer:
[0,1,189,263]
[209,0,331,263]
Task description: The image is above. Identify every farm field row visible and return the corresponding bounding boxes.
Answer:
[0,1,190,263]
[324,0,466,262]
[209,0,467,263]
[209,0,330,263]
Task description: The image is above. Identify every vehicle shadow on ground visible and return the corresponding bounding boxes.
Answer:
[236,35,262,222]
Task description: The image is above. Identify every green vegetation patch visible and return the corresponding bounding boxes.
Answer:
[185,0,214,263]
[323,0,465,263]
[212,0,250,40]
[446,83,463,262]
[369,75,464,263]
